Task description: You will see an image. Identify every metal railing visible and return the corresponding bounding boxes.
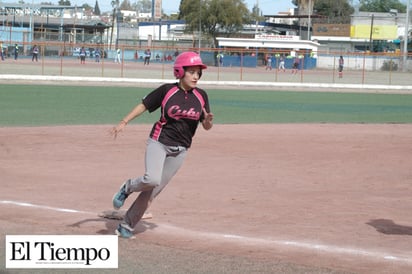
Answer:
[0,41,411,87]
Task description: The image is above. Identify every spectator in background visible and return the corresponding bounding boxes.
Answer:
[144,49,151,65]
[79,47,86,64]
[32,45,39,62]
[216,52,224,67]
[0,40,4,61]
[115,48,121,63]
[265,54,272,70]
[278,55,285,72]
[338,56,344,78]
[292,56,300,74]
[95,48,101,62]
[14,44,19,60]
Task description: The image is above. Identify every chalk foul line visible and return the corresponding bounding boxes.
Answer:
[1,199,412,265]
[0,200,94,215]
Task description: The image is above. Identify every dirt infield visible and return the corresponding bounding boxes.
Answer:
[1,124,412,273]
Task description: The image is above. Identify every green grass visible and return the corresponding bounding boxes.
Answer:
[212,90,412,123]
[1,84,412,126]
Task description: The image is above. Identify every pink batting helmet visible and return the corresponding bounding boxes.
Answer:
[173,51,207,79]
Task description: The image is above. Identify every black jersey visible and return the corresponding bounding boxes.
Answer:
[142,83,211,148]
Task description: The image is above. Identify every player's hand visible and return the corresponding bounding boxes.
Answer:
[202,108,213,130]
[110,121,127,139]
[203,108,214,123]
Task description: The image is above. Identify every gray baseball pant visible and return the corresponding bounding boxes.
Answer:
[123,138,187,229]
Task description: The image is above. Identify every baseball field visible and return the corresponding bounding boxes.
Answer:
[1,71,412,273]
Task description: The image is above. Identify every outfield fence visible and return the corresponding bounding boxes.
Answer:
[0,41,411,86]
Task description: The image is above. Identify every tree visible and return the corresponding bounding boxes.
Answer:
[251,3,265,23]
[179,0,251,47]
[359,0,406,13]
[94,0,101,15]
[58,0,71,6]
[292,0,354,24]
[120,0,132,10]
[81,3,93,13]
[313,0,354,23]
[133,0,152,13]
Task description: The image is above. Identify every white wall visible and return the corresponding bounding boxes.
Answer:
[316,55,410,71]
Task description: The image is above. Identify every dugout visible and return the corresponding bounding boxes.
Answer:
[215,36,320,69]
[0,3,110,56]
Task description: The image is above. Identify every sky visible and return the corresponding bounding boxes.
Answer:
[1,0,296,15]
[161,0,295,15]
[3,0,411,14]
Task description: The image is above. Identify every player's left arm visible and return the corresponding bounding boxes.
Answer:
[202,108,213,130]
[199,89,213,130]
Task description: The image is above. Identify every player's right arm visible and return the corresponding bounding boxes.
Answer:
[110,103,147,139]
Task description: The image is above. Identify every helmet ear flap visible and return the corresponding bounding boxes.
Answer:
[174,67,185,79]
[174,67,203,79]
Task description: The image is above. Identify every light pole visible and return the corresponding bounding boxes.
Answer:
[403,0,410,72]
[116,8,120,49]
[198,0,201,51]
[369,14,374,52]
[307,0,312,40]
[255,0,259,35]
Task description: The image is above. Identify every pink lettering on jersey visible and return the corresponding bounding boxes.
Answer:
[168,105,200,120]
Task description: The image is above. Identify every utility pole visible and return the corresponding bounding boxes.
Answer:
[403,0,410,72]
[255,0,259,35]
[307,0,312,40]
[199,0,201,51]
[369,14,374,52]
